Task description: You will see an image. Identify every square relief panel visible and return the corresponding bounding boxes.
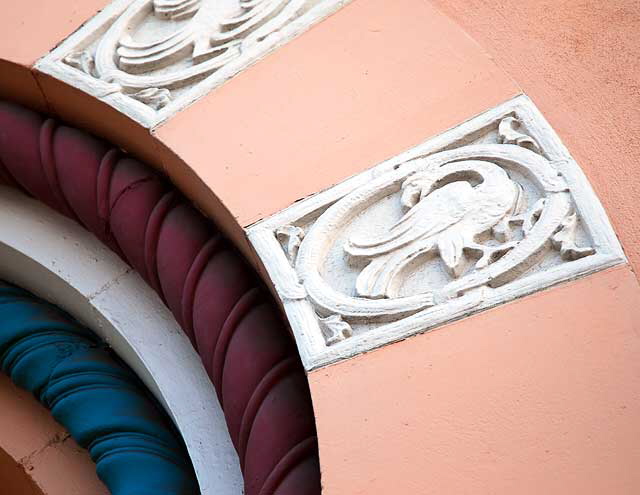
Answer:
[36,0,352,128]
[249,96,626,370]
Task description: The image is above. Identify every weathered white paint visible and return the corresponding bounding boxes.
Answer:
[248,95,626,371]
[35,0,353,128]
[0,186,242,495]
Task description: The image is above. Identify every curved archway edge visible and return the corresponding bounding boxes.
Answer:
[0,186,243,494]
[0,101,321,495]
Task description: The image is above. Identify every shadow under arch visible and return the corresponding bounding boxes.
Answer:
[0,101,322,495]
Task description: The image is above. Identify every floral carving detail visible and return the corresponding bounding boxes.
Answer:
[552,212,595,260]
[129,87,172,110]
[64,50,97,77]
[498,116,542,154]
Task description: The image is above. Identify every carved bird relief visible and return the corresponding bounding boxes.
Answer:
[345,160,526,299]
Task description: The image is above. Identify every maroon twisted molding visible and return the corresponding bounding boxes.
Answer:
[0,101,320,495]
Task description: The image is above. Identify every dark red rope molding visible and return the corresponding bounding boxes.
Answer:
[0,101,321,495]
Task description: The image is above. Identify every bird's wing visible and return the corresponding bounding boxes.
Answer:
[346,182,473,258]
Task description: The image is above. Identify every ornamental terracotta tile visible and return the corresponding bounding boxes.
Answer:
[248,95,626,370]
[36,0,352,128]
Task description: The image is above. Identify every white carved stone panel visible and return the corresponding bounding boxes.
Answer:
[248,96,626,370]
[36,0,352,127]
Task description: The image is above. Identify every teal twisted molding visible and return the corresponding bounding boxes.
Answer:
[0,281,198,495]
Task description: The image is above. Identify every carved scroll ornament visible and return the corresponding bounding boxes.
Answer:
[38,0,350,126]
[249,96,625,370]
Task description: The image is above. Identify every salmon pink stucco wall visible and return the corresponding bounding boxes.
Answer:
[310,265,640,495]
[0,0,110,112]
[429,0,640,277]
[0,1,109,67]
[0,1,639,494]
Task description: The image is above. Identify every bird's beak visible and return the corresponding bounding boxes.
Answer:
[400,182,421,209]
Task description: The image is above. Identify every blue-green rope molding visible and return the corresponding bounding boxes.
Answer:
[0,281,199,495]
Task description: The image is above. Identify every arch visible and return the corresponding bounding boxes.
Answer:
[0,186,242,493]
[0,101,321,495]
[0,281,199,495]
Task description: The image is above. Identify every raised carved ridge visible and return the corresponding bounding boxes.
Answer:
[249,96,625,369]
[38,0,352,127]
[0,101,320,495]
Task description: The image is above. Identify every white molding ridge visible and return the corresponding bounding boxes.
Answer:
[36,0,353,128]
[248,95,626,371]
[0,186,242,495]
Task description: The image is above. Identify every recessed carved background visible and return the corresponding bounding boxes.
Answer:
[249,96,625,370]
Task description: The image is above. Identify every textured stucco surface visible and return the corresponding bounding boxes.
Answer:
[310,265,640,494]
[430,0,640,277]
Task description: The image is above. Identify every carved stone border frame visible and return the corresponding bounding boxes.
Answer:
[35,0,353,128]
[249,95,626,371]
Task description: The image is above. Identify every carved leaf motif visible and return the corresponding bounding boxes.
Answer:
[551,213,595,260]
[318,315,352,346]
[276,225,305,260]
[498,116,542,154]
[64,50,96,77]
[129,88,172,110]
